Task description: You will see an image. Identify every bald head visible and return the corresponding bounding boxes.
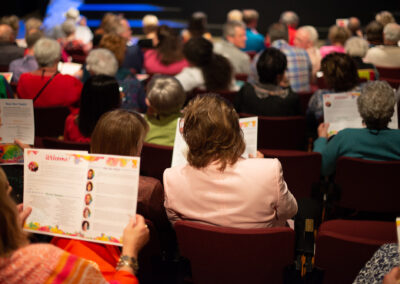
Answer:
[0,24,13,43]
[280,11,299,28]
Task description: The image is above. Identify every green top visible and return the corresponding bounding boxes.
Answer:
[313,128,400,176]
[144,112,181,146]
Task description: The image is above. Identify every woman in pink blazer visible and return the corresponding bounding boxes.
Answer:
[164,94,298,229]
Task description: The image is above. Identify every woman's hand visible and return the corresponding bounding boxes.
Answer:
[249,151,264,158]
[14,139,32,150]
[383,267,400,284]
[122,214,150,259]
[317,123,330,138]
[16,203,32,226]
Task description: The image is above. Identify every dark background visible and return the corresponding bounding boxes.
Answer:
[2,0,400,38]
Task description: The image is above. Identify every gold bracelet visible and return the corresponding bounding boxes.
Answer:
[116,255,139,274]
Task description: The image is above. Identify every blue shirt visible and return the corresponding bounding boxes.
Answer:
[272,40,312,93]
[243,28,265,52]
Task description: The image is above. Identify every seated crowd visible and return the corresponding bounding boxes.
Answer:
[0,7,400,284]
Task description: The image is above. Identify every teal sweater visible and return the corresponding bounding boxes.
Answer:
[313,128,400,176]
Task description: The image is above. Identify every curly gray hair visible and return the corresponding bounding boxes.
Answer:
[33,38,61,67]
[357,81,396,129]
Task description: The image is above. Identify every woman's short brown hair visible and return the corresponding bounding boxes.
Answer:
[99,33,127,66]
[183,94,245,171]
[91,109,149,156]
[321,52,359,92]
[328,25,351,46]
[0,168,27,256]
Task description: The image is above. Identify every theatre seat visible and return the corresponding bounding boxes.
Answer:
[260,149,321,200]
[41,137,90,152]
[334,157,400,215]
[175,220,295,284]
[315,219,396,284]
[240,113,307,150]
[34,106,70,138]
[375,66,400,88]
[140,142,173,183]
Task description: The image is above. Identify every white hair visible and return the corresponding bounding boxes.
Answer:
[298,25,318,45]
[34,38,61,67]
[223,20,246,38]
[227,9,243,22]
[142,14,159,27]
[384,23,400,43]
[345,37,369,57]
[86,48,118,76]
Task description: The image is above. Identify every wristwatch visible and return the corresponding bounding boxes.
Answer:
[116,255,139,274]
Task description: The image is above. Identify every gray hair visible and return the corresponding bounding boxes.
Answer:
[242,9,259,24]
[280,11,299,27]
[375,11,395,27]
[268,22,288,43]
[33,38,61,67]
[298,25,319,45]
[146,75,186,115]
[383,23,400,43]
[223,20,246,38]
[61,19,76,36]
[227,10,243,22]
[345,37,369,57]
[357,81,396,129]
[86,48,118,76]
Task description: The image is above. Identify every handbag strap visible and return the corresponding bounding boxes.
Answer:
[33,71,59,102]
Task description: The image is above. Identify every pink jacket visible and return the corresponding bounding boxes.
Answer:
[164,158,298,229]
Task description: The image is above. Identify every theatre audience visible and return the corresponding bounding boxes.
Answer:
[117,16,143,73]
[294,25,321,81]
[138,14,159,49]
[347,17,363,37]
[235,47,300,116]
[226,9,243,22]
[314,81,400,176]
[164,94,297,228]
[279,11,299,46]
[214,20,251,74]
[58,19,89,62]
[17,38,82,107]
[242,9,265,52]
[0,24,24,66]
[345,37,379,79]
[0,166,149,283]
[143,25,188,75]
[365,21,384,47]
[307,52,360,122]
[364,23,400,68]
[99,33,146,111]
[144,76,185,146]
[64,75,120,142]
[181,12,212,43]
[9,29,42,83]
[320,25,351,58]
[267,22,312,93]
[176,37,235,92]
[375,11,396,28]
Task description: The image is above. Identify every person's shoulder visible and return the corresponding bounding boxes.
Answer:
[20,243,64,256]
[139,175,162,190]
[237,157,280,172]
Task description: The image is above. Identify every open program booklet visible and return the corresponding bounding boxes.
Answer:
[323,92,398,137]
[171,116,258,167]
[23,148,140,246]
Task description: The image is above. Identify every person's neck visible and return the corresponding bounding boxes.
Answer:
[32,65,58,76]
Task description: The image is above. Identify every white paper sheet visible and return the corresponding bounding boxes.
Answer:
[323,92,398,136]
[0,99,34,144]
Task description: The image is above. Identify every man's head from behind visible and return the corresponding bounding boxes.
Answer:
[383,23,400,46]
[267,23,288,44]
[0,24,14,43]
[223,21,247,49]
